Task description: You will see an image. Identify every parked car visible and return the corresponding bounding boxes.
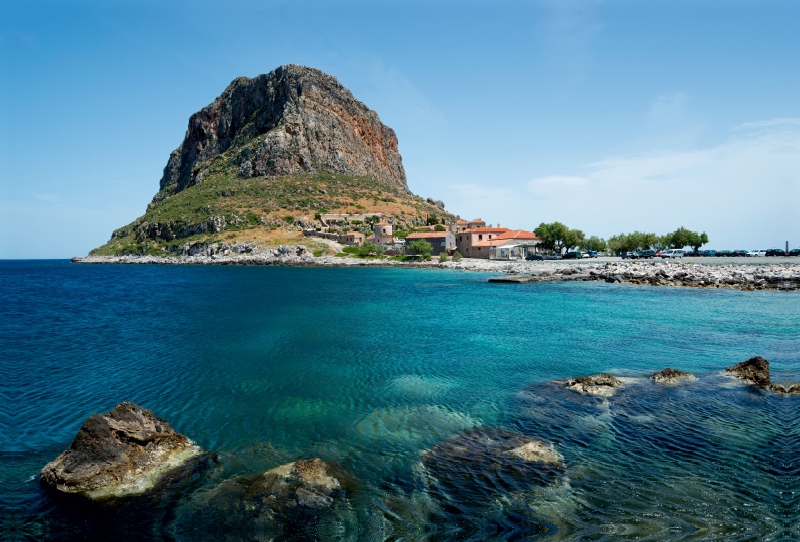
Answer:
[766,249,786,256]
[525,253,544,261]
[655,250,664,257]
[790,249,800,257]
[684,250,702,257]
[747,250,766,257]
[716,250,733,257]
[621,252,635,259]
[546,253,562,260]
[585,250,598,258]
[638,249,656,259]
[702,250,717,257]
[732,250,749,257]
[563,251,582,260]
[661,249,684,259]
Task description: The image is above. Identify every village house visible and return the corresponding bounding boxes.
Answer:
[449,218,486,235]
[371,221,394,244]
[487,229,541,260]
[340,231,365,246]
[456,227,509,258]
[404,231,456,256]
[455,227,540,259]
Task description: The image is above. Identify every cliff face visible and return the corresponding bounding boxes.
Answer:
[159,65,407,196]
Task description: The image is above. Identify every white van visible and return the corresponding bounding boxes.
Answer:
[661,249,684,259]
[747,250,766,257]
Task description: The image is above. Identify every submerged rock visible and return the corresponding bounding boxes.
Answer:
[40,402,201,499]
[651,368,695,383]
[567,374,622,396]
[725,356,771,386]
[769,383,800,395]
[421,428,565,504]
[173,459,349,541]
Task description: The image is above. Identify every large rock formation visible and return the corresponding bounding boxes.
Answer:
[41,402,201,499]
[159,64,407,197]
[566,374,622,396]
[651,368,695,383]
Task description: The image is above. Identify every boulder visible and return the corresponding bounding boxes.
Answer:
[40,402,201,499]
[725,356,771,386]
[172,459,347,541]
[651,368,695,383]
[567,374,622,396]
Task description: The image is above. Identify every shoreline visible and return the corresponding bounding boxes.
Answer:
[72,254,800,291]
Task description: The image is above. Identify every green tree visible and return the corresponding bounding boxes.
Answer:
[534,222,583,253]
[433,224,447,231]
[358,242,384,257]
[667,227,708,250]
[582,236,607,252]
[452,251,462,261]
[439,252,449,262]
[407,239,432,258]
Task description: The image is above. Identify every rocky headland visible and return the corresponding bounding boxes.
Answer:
[91,65,455,257]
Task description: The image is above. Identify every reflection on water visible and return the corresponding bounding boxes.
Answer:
[2,262,799,540]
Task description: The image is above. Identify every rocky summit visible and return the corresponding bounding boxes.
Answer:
[159,65,407,196]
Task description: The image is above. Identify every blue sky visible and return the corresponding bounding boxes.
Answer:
[1,0,798,258]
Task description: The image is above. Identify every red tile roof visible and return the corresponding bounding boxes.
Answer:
[493,229,539,240]
[375,221,390,226]
[345,231,364,237]
[406,232,453,239]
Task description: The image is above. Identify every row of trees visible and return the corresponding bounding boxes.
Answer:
[533,222,709,254]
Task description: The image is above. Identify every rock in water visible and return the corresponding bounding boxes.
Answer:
[769,383,800,394]
[421,428,565,502]
[725,356,771,386]
[651,368,695,383]
[567,374,622,396]
[40,402,201,499]
[172,459,347,541]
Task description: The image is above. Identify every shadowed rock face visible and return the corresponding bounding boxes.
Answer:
[651,368,695,383]
[40,402,200,499]
[159,64,407,195]
[726,356,771,386]
[567,374,622,396]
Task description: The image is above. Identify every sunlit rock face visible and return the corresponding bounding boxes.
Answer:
[40,402,201,499]
[159,64,407,196]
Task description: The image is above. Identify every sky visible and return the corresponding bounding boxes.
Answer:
[1,0,798,258]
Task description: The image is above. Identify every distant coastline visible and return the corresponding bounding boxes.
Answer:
[72,254,800,291]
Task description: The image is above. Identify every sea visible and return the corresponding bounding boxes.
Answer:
[1,260,799,541]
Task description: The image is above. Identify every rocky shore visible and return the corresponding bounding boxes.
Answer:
[73,247,800,291]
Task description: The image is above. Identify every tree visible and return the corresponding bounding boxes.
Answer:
[358,242,384,257]
[439,252,449,262]
[407,239,432,258]
[452,251,462,261]
[433,224,447,231]
[534,222,583,253]
[582,236,607,252]
[666,227,708,250]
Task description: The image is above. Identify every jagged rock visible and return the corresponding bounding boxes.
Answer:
[651,368,695,383]
[255,458,342,508]
[567,374,622,396]
[725,356,771,386]
[159,65,407,195]
[769,383,800,394]
[40,402,201,499]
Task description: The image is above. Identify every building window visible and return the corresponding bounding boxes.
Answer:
[479,235,483,240]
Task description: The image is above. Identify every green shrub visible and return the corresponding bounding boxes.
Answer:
[358,242,384,257]
[439,252,449,262]
[434,224,447,231]
[313,250,323,257]
[408,239,432,257]
[342,246,360,254]
[452,251,462,261]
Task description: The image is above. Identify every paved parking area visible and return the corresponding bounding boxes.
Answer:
[550,256,800,265]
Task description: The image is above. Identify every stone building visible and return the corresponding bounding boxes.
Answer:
[371,221,394,244]
[341,231,365,246]
[405,231,456,256]
[456,227,509,258]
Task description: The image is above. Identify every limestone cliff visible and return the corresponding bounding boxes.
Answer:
[158,65,407,198]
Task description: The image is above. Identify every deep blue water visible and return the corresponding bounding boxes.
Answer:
[1,260,799,540]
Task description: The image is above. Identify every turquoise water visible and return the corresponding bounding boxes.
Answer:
[1,261,799,540]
